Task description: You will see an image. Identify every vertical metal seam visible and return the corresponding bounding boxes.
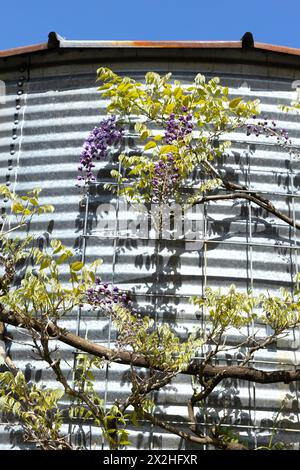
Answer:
[68,190,90,448]
[102,155,122,449]
[247,144,257,448]
[203,201,208,449]
[290,152,300,436]
[77,191,90,336]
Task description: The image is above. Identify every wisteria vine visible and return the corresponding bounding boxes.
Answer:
[86,277,132,311]
[151,153,180,203]
[77,116,124,185]
[164,108,194,144]
[246,116,292,148]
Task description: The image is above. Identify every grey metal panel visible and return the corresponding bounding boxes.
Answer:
[0,51,300,449]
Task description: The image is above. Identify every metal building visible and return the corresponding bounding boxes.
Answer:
[0,32,300,449]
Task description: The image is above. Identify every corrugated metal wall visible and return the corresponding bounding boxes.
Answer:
[0,49,300,449]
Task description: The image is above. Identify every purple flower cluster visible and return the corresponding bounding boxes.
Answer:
[246,116,291,146]
[152,153,180,203]
[164,107,194,144]
[77,116,124,185]
[86,277,131,310]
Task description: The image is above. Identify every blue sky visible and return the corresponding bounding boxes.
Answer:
[1,0,300,50]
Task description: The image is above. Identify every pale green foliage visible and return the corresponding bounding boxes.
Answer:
[260,289,299,333]
[109,304,203,372]
[72,353,105,424]
[0,185,54,234]
[97,68,259,124]
[280,102,300,113]
[280,87,300,114]
[281,104,300,113]
[193,285,257,330]
[193,285,300,335]
[97,68,260,204]
[74,354,104,395]
[0,371,66,449]
[210,425,241,447]
[0,186,102,321]
[1,239,102,321]
[71,354,129,447]
[187,178,222,205]
[129,397,156,432]
[103,405,130,447]
[0,185,56,296]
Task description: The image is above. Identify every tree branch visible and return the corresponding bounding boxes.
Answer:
[198,157,300,230]
[143,411,247,450]
[195,192,300,230]
[1,306,300,386]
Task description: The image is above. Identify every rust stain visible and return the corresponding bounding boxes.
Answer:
[131,40,242,49]
[0,39,300,59]
[0,42,48,58]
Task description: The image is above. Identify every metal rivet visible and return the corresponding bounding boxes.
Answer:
[18,81,24,87]
[12,134,17,140]
[6,181,11,187]
[17,90,23,96]
[16,104,21,110]
[8,165,13,171]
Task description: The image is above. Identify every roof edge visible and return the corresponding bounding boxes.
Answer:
[254,41,300,57]
[0,32,300,59]
[0,42,48,58]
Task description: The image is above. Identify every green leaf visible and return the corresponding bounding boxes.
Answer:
[51,240,63,254]
[42,204,55,213]
[195,73,205,85]
[57,253,70,265]
[11,203,24,213]
[31,188,42,197]
[144,141,157,151]
[106,428,117,434]
[110,170,122,180]
[165,102,175,114]
[160,145,177,154]
[131,410,139,426]
[140,130,150,140]
[134,122,143,132]
[119,440,130,446]
[229,97,243,109]
[70,261,84,272]
[29,198,39,206]
[40,258,51,270]
[22,209,31,216]
[182,95,190,107]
